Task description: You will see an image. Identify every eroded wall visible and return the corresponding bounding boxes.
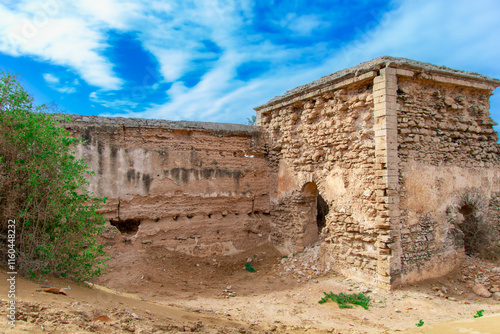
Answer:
[256,57,500,288]
[62,57,500,288]
[258,78,383,284]
[65,116,273,257]
[396,76,500,283]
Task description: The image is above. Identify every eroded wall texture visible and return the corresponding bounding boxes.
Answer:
[396,72,500,284]
[255,56,500,288]
[256,70,384,285]
[63,57,500,289]
[64,116,273,257]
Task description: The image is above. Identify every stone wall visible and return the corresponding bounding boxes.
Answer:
[396,74,500,284]
[64,115,273,257]
[256,56,500,288]
[60,56,500,289]
[256,70,383,284]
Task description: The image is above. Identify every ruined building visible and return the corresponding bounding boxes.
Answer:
[65,57,500,288]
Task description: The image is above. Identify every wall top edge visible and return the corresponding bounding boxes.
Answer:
[61,114,261,136]
[254,56,500,112]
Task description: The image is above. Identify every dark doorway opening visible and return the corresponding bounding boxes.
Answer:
[458,204,479,255]
[317,194,329,233]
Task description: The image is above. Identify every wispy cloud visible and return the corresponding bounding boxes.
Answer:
[0,0,124,90]
[90,91,139,111]
[42,73,59,85]
[276,13,328,36]
[0,0,499,125]
[326,0,500,76]
[42,72,79,94]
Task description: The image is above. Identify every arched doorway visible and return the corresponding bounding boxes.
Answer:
[301,182,329,247]
[449,191,497,259]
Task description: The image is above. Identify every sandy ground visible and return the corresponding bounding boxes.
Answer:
[1,242,500,333]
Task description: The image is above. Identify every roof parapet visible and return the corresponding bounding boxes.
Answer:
[255,56,500,113]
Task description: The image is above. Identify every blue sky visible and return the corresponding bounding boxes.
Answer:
[0,0,499,129]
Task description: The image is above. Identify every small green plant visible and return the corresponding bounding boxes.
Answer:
[246,115,256,125]
[318,292,370,309]
[416,319,424,327]
[245,263,256,272]
[474,310,484,318]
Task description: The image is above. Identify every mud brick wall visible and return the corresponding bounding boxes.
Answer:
[64,116,273,257]
[396,74,500,284]
[257,71,384,284]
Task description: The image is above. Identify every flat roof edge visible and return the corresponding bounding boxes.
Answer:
[61,114,261,136]
[255,56,500,111]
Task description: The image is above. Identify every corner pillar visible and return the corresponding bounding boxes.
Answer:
[373,67,401,289]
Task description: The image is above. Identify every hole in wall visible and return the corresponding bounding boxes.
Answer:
[459,204,474,217]
[302,182,328,235]
[109,219,141,235]
[317,194,329,232]
[457,204,481,255]
[450,190,498,259]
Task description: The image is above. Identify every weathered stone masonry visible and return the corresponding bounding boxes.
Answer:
[255,57,500,288]
[67,57,500,289]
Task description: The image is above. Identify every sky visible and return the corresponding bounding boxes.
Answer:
[0,0,499,129]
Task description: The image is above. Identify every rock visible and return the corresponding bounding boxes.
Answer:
[100,225,120,239]
[492,292,500,301]
[444,96,455,106]
[472,284,492,298]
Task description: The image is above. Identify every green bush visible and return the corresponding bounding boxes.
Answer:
[0,72,107,280]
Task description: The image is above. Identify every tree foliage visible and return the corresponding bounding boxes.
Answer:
[246,115,257,125]
[0,73,107,280]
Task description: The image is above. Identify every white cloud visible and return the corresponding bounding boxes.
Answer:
[1,0,325,122]
[73,0,141,30]
[323,0,500,76]
[90,91,139,111]
[146,47,191,82]
[277,13,327,36]
[55,86,76,94]
[42,73,59,85]
[2,0,499,125]
[0,1,124,90]
[42,72,79,94]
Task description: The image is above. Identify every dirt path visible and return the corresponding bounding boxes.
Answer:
[1,243,500,333]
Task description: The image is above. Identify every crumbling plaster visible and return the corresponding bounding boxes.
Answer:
[255,56,500,288]
[65,56,500,289]
[64,116,274,257]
